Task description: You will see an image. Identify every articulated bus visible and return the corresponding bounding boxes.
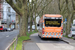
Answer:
[38,14,63,38]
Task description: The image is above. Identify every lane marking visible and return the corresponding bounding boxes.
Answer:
[6,35,9,37]
[36,43,75,50]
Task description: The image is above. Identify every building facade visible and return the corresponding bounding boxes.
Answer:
[1,0,16,28]
[0,0,3,26]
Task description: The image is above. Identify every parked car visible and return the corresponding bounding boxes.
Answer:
[7,28,13,31]
[3,28,7,31]
[11,28,14,31]
[68,28,75,40]
[71,28,75,36]
[0,26,3,31]
[28,26,30,29]
[0,26,8,31]
[28,25,39,30]
[32,25,35,30]
[72,24,75,28]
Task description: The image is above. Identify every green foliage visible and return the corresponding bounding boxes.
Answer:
[16,36,30,50]
[26,30,38,36]
[64,35,73,39]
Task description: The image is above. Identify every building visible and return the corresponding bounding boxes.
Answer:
[1,0,16,29]
[15,13,19,29]
[0,0,3,26]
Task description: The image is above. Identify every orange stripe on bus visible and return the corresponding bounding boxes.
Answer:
[58,33,59,35]
[43,21,44,22]
[53,36,55,38]
[48,33,50,35]
[50,36,51,38]
[43,36,45,38]
[51,33,53,35]
[45,33,47,35]
[54,33,56,35]
[59,37,61,38]
[56,36,58,38]
[47,36,48,38]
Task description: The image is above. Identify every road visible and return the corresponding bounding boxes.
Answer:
[0,30,19,50]
[30,33,65,43]
[24,33,75,50]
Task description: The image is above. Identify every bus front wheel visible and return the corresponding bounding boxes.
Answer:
[38,34,41,38]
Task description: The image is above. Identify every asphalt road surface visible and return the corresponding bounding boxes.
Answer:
[0,30,19,50]
[30,33,65,43]
[24,33,75,50]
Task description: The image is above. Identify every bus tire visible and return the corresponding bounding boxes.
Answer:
[41,37,45,40]
[38,34,41,38]
[73,36,75,40]
[55,38,60,41]
[57,38,60,41]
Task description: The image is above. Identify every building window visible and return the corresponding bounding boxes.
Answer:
[0,12,2,19]
[8,7,10,12]
[0,4,2,10]
[0,0,1,2]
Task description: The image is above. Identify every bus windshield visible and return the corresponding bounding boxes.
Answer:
[44,19,61,27]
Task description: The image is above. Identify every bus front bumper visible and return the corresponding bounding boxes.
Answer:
[41,34,63,38]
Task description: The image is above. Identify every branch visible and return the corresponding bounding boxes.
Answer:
[73,10,75,13]
[61,4,66,14]
[58,0,61,11]
[60,0,66,11]
[65,0,70,13]
[37,0,52,17]
[72,0,75,10]
[36,0,43,10]
[6,0,22,16]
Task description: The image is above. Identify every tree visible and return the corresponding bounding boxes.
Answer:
[58,0,75,35]
[6,0,53,36]
[6,0,28,36]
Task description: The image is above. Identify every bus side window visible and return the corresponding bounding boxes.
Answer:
[41,23,43,28]
[39,23,41,30]
[40,23,43,30]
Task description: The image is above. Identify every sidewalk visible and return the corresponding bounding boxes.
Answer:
[23,38,75,50]
[23,42,40,50]
[23,36,75,50]
[62,37,75,46]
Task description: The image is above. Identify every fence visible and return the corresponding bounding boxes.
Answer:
[6,36,18,50]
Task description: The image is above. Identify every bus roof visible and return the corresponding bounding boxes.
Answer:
[44,14,62,17]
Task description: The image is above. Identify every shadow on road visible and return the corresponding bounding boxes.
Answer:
[41,38,61,41]
[30,33,65,43]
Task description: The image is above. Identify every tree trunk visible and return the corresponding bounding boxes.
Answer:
[66,13,72,35]
[19,14,27,36]
[30,13,33,32]
[34,16,37,31]
[26,16,28,32]
[19,17,22,36]
[19,0,27,36]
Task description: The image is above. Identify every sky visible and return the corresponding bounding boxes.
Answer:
[29,0,32,2]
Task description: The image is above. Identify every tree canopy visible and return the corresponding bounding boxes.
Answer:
[6,0,75,36]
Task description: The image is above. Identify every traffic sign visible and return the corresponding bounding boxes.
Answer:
[65,18,67,22]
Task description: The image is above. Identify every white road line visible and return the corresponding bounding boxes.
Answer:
[36,43,75,50]
[6,35,9,37]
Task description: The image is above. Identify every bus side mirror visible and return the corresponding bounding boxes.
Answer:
[37,24,39,26]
